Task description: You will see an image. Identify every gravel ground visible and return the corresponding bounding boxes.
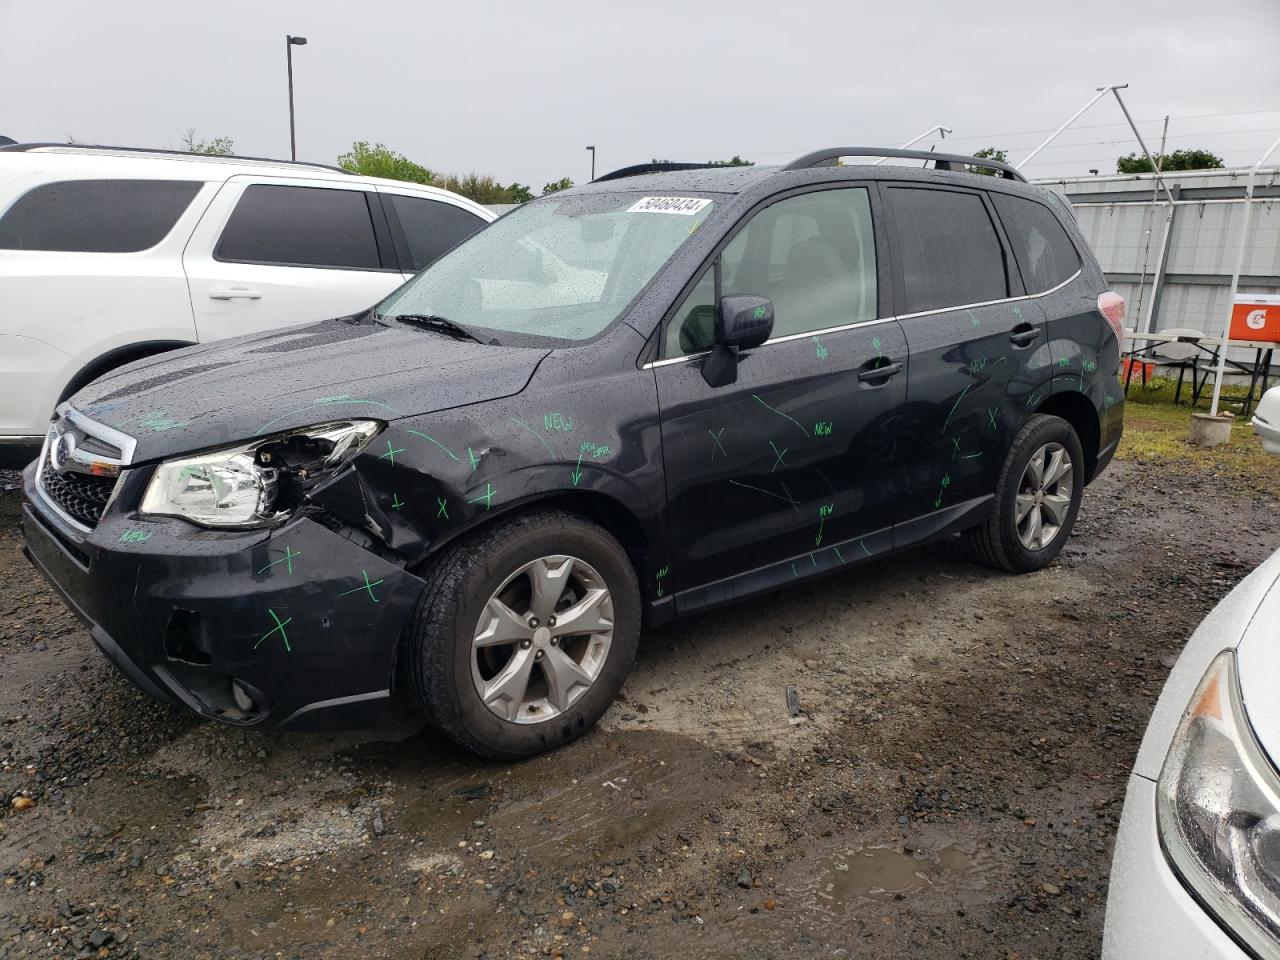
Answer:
[2,458,1277,960]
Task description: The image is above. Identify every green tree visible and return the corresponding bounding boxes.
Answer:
[182,128,234,156]
[506,183,534,203]
[708,155,753,166]
[1116,148,1224,174]
[541,177,574,195]
[338,141,434,183]
[968,147,1008,176]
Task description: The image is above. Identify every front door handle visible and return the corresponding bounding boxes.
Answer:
[1009,323,1040,347]
[858,359,904,383]
[208,287,262,300]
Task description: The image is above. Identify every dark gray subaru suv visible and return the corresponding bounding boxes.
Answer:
[21,147,1125,758]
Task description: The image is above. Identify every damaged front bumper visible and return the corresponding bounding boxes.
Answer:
[20,463,425,730]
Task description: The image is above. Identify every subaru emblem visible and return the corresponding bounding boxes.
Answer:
[51,431,77,473]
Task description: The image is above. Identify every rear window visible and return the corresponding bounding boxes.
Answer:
[992,193,1081,293]
[887,187,1007,314]
[215,184,381,270]
[387,195,487,271]
[0,179,201,253]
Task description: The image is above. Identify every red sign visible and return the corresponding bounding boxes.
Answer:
[1228,296,1280,342]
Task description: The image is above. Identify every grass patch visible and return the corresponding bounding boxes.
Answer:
[1117,376,1279,499]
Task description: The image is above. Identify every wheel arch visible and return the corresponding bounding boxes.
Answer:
[1034,391,1100,482]
[58,340,194,405]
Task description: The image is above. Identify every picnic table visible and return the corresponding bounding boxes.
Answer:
[1122,329,1275,417]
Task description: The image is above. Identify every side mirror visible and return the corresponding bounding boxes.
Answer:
[702,295,773,387]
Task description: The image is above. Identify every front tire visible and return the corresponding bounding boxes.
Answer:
[965,414,1084,574]
[403,509,640,759]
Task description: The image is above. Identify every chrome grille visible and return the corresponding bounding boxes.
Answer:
[35,408,135,531]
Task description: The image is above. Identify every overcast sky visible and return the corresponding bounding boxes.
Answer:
[2,0,1278,186]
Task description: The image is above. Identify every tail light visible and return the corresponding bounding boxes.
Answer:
[1098,291,1126,360]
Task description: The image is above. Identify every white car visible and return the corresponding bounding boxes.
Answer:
[1103,419,1280,957]
[1252,385,1280,454]
[0,143,495,467]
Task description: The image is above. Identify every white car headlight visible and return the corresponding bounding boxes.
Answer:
[140,420,382,528]
[1156,650,1280,959]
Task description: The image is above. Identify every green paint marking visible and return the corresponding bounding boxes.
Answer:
[1058,356,1071,368]
[510,417,556,457]
[728,479,797,506]
[753,305,766,320]
[467,482,496,511]
[339,570,385,604]
[860,539,872,557]
[378,440,406,465]
[791,562,798,578]
[768,440,789,472]
[967,310,980,329]
[407,430,459,461]
[1079,359,1098,391]
[543,412,573,432]
[118,530,151,544]
[952,437,962,459]
[992,356,1008,366]
[468,447,480,472]
[752,394,809,437]
[571,453,584,487]
[655,566,669,597]
[813,336,829,360]
[987,405,1000,430]
[814,420,833,437]
[708,427,727,460]
[391,494,405,511]
[834,546,845,563]
[872,336,882,351]
[810,553,818,567]
[934,472,952,510]
[962,451,984,460]
[941,383,973,434]
[579,440,612,458]
[436,497,449,519]
[969,355,986,376]
[137,410,189,433]
[256,546,301,576]
[253,608,293,652]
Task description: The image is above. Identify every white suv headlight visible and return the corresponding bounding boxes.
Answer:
[139,420,381,528]
[1156,650,1280,959]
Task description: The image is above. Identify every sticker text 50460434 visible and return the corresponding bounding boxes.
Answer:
[626,197,711,215]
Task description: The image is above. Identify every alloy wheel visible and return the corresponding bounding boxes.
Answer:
[470,555,614,724]
[1015,441,1074,551]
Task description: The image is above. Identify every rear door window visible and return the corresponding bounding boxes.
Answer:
[386,195,487,271]
[991,193,1081,293]
[887,187,1007,314]
[214,184,381,270]
[0,179,201,252]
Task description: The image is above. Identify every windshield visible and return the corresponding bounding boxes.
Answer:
[377,192,715,343]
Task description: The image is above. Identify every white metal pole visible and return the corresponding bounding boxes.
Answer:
[1209,134,1280,416]
[872,125,953,164]
[1017,85,1124,170]
[1109,87,1176,206]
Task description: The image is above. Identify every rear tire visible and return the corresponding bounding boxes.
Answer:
[403,509,640,759]
[964,414,1084,574]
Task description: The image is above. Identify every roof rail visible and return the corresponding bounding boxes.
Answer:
[593,161,721,183]
[783,147,1026,182]
[0,142,354,177]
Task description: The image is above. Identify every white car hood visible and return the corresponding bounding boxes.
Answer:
[1237,575,1280,773]
[1133,548,1280,780]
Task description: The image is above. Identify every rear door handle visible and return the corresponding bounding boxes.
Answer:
[208,287,262,300]
[1009,324,1040,347]
[858,359,904,383]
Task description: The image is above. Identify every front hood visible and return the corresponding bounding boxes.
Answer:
[1237,570,1280,772]
[71,318,549,462]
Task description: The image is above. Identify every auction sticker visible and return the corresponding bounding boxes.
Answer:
[627,196,711,215]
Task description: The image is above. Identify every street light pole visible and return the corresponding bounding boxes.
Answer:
[286,35,308,161]
[586,145,596,181]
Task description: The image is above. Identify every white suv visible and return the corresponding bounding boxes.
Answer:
[0,144,495,467]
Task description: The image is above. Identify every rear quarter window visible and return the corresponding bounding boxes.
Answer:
[887,187,1007,314]
[991,192,1081,294]
[387,195,487,271]
[0,179,201,253]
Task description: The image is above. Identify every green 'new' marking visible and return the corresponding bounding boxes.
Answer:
[378,440,406,465]
[436,497,449,519]
[119,530,151,544]
[571,453,584,486]
[339,570,385,603]
[752,394,809,437]
[407,430,459,461]
[256,545,301,576]
[253,608,293,652]
[467,482,496,510]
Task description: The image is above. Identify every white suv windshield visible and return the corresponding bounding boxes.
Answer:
[377,192,715,342]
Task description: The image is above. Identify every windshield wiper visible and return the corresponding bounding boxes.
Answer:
[385,313,484,343]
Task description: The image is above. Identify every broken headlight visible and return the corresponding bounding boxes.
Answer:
[1156,650,1280,959]
[139,420,382,528]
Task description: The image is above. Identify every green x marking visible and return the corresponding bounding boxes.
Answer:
[340,569,385,603]
[256,546,301,576]
[378,440,406,464]
[253,608,293,652]
[437,497,449,519]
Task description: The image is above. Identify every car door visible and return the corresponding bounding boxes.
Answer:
[653,185,910,609]
[375,189,490,278]
[183,176,404,342]
[882,183,1055,537]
